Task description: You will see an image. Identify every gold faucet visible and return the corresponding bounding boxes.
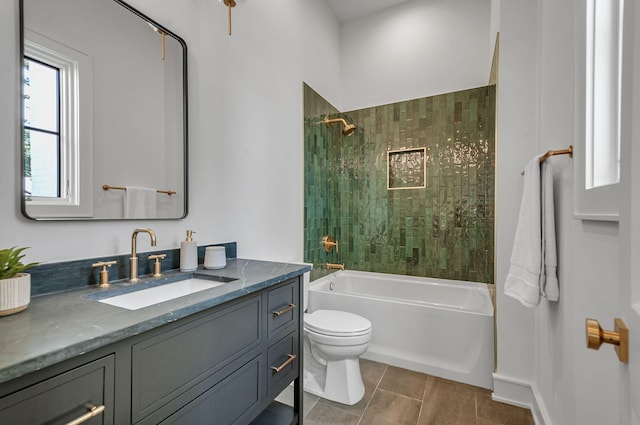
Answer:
[130,228,157,282]
[326,262,345,271]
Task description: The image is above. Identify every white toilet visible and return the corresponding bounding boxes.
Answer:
[302,272,372,405]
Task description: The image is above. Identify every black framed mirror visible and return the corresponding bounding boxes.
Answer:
[20,0,188,220]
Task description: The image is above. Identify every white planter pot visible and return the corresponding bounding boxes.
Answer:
[0,273,31,316]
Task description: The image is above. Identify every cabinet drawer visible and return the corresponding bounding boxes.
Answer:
[0,355,115,425]
[159,354,263,425]
[267,332,299,398]
[267,279,299,339]
[132,296,261,423]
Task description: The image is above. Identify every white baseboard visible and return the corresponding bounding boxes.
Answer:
[492,372,533,408]
[491,373,551,425]
[530,383,552,425]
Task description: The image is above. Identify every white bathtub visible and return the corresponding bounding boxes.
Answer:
[307,270,494,389]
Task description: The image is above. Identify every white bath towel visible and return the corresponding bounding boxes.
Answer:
[505,156,560,307]
[124,186,157,219]
[540,161,559,301]
[505,156,542,307]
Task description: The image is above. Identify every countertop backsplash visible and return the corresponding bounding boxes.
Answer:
[28,242,237,296]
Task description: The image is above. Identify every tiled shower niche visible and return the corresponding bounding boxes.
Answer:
[304,83,495,284]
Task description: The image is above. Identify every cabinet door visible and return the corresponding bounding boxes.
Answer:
[159,354,263,425]
[0,355,115,425]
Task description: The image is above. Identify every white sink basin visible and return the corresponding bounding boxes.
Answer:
[98,278,226,310]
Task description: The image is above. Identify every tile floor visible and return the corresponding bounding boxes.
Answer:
[278,359,534,425]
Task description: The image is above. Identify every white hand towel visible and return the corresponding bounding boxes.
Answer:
[124,186,157,219]
[505,156,542,307]
[541,161,559,301]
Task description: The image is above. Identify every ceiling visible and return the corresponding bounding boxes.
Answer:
[325,0,413,23]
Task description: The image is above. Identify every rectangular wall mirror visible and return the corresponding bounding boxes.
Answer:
[20,0,188,220]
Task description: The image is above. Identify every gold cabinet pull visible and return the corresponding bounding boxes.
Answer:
[586,318,628,363]
[271,354,296,373]
[272,303,296,317]
[65,404,106,425]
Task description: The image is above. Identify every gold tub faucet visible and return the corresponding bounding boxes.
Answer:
[326,262,345,271]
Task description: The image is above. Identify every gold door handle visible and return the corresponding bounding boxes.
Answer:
[272,303,296,317]
[65,404,106,425]
[271,354,296,373]
[585,318,628,363]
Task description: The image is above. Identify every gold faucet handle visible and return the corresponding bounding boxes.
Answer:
[322,236,339,253]
[91,261,117,288]
[148,254,166,278]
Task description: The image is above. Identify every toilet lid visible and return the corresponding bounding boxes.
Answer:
[304,309,371,337]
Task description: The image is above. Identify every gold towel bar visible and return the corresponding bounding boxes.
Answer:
[521,145,573,175]
[539,145,573,163]
[102,185,176,196]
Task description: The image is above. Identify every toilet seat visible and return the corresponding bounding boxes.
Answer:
[304,309,371,337]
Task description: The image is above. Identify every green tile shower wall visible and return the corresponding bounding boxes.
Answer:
[303,83,496,284]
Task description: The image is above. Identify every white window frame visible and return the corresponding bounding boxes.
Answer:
[23,30,93,218]
[574,0,623,221]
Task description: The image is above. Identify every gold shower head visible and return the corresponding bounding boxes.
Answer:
[321,117,356,136]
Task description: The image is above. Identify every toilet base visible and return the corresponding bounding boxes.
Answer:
[303,340,365,405]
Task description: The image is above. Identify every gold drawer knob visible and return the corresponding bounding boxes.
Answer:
[586,318,628,363]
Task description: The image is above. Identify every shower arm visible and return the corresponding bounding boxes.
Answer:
[323,117,349,127]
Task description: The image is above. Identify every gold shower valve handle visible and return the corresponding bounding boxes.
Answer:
[585,318,628,363]
[322,236,339,253]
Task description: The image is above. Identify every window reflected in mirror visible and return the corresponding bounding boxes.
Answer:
[23,57,61,199]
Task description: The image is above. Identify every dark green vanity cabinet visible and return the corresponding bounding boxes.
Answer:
[0,276,303,425]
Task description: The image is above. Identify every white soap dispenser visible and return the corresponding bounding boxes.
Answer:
[180,230,197,272]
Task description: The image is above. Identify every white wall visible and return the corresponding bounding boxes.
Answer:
[531,1,575,423]
[0,0,340,263]
[493,0,537,400]
[530,1,577,422]
[339,0,492,111]
[490,0,500,59]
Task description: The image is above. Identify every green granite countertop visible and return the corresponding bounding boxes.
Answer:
[0,258,310,384]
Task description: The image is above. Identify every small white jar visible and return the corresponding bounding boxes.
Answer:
[204,246,226,269]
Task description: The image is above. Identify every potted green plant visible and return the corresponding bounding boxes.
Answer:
[0,247,39,316]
